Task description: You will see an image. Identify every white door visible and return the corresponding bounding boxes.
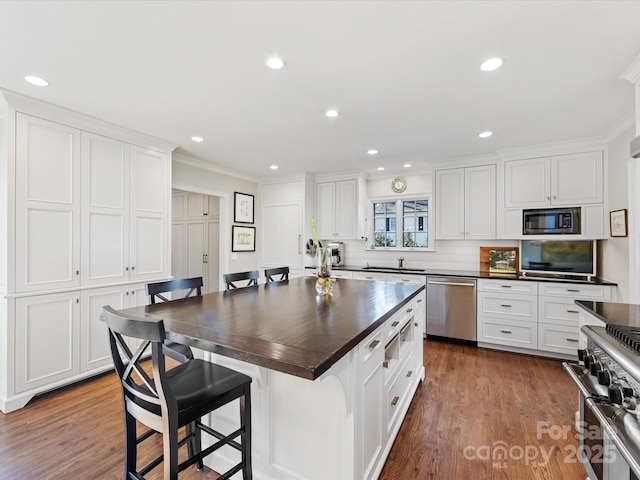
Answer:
[465,165,496,239]
[261,202,302,272]
[552,151,603,205]
[334,180,357,239]
[15,291,81,392]
[81,132,130,286]
[207,221,220,292]
[129,146,169,281]
[186,221,206,280]
[315,182,336,239]
[504,157,551,208]
[15,114,81,292]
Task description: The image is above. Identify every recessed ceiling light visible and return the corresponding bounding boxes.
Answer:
[480,58,503,72]
[191,136,204,143]
[478,131,493,138]
[266,57,285,70]
[377,167,384,171]
[325,109,339,118]
[367,149,378,155]
[270,165,279,170]
[24,75,49,86]
[404,164,412,168]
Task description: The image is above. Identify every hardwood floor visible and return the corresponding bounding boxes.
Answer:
[0,339,586,480]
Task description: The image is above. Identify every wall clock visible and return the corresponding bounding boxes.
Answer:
[391,177,407,193]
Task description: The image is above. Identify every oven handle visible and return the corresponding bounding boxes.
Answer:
[563,362,640,478]
[586,401,640,479]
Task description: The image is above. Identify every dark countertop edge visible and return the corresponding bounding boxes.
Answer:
[168,283,425,381]
[307,265,617,286]
[574,299,638,327]
[575,300,607,323]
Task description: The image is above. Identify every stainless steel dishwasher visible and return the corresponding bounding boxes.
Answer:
[426,276,477,343]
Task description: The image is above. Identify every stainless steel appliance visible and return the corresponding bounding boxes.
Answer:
[326,242,344,267]
[564,324,640,480]
[523,207,581,235]
[426,276,476,343]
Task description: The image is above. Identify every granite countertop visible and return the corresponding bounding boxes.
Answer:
[312,265,617,285]
[576,300,640,327]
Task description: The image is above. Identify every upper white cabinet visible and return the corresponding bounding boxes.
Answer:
[505,152,603,208]
[15,114,82,292]
[315,174,367,241]
[435,164,496,240]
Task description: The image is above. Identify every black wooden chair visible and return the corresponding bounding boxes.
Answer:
[223,271,259,290]
[103,305,252,480]
[264,266,289,283]
[146,277,204,363]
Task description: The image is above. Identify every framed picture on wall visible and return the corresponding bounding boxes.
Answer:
[610,209,628,237]
[479,246,519,274]
[234,192,254,224]
[232,225,256,252]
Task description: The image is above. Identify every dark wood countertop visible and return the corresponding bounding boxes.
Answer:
[120,277,424,380]
[576,300,640,328]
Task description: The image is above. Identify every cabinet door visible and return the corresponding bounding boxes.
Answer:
[315,182,336,238]
[261,202,302,270]
[551,152,603,205]
[505,157,550,208]
[435,168,464,239]
[15,292,81,392]
[465,165,496,239]
[171,221,186,280]
[207,220,220,292]
[81,132,130,286]
[187,193,209,217]
[334,180,357,239]
[129,146,169,281]
[15,114,81,292]
[186,221,206,281]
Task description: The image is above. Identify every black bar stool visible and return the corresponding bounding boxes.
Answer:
[264,266,289,283]
[223,271,259,290]
[103,305,252,480]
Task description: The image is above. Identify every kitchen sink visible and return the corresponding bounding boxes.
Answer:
[362,266,426,272]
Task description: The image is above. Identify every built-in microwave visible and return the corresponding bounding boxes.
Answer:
[522,207,581,235]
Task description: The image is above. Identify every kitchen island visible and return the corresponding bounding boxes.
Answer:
[121,276,426,480]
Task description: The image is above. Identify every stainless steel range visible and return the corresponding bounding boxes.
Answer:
[564,323,640,480]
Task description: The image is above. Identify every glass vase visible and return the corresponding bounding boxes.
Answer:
[316,247,332,295]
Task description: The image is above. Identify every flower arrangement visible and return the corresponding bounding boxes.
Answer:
[310,217,334,296]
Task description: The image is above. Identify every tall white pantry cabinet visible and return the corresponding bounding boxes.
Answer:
[0,90,174,413]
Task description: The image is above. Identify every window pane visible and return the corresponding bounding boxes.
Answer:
[402,200,429,248]
[404,216,416,231]
[403,201,415,213]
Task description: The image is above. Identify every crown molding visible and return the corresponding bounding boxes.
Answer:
[604,109,636,143]
[172,152,259,183]
[0,88,177,152]
[621,51,640,84]
[427,152,500,169]
[495,136,607,162]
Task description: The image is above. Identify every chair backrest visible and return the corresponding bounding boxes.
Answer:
[223,270,259,290]
[147,277,203,304]
[264,266,290,283]
[102,306,172,423]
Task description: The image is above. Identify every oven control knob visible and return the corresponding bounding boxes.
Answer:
[623,386,635,398]
[609,386,624,405]
[577,349,589,362]
[590,361,604,376]
[598,369,612,386]
[584,355,595,369]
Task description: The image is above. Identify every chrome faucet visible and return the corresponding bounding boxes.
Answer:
[398,257,405,268]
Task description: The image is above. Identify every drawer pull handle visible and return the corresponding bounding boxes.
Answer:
[567,289,580,293]
[391,396,399,406]
[383,361,389,369]
[417,298,423,303]
[567,309,579,314]
[406,307,413,313]
[566,338,579,343]
[414,322,419,327]
[501,285,512,288]
[501,304,512,308]
[391,321,400,327]
[368,339,380,349]
[406,370,413,378]
[501,330,512,334]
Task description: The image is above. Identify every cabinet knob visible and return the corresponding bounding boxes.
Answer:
[125,266,129,271]
[75,299,79,303]
[546,196,550,200]
[391,396,400,406]
[125,291,129,295]
[131,266,135,271]
[75,270,80,275]
[391,321,400,327]
[131,291,135,295]
[406,370,413,378]
[553,195,557,199]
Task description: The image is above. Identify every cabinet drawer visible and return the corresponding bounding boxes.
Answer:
[478,318,537,349]
[359,327,385,377]
[385,308,409,342]
[538,282,611,301]
[477,279,537,295]
[538,323,579,356]
[387,273,424,284]
[331,270,353,279]
[353,272,387,281]
[478,293,537,321]
[386,353,413,431]
[539,297,581,326]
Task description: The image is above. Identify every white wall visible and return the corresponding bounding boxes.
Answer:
[601,125,635,301]
[172,156,260,278]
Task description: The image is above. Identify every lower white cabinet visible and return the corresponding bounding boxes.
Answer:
[353,271,388,281]
[15,291,81,393]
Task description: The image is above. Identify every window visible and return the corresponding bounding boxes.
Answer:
[372,198,431,249]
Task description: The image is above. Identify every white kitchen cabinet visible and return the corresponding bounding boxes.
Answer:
[80,133,169,285]
[80,283,146,372]
[505,152,603,208]
[186,193,210,217]
[477,279,538,350]
[353,271,388,281]
[15,113,82,293]
[15,291,81,393]
[435,164,496,240]
[315,174,368,241]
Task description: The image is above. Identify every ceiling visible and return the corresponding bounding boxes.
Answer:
[1,1,640,180]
